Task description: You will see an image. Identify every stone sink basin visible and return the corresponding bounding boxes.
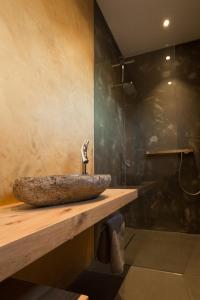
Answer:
[13,174,111,207]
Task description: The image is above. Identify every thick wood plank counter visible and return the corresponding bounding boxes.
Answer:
[0,188,137,281]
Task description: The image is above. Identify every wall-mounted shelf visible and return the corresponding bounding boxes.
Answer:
[0,188,137,281]
[146,148,194,156]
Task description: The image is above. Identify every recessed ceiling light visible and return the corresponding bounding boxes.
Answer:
[168,81,172,85]
[163,19,170,28]
[166,55,171,61]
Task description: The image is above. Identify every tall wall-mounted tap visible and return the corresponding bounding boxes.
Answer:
[81,140,89,175]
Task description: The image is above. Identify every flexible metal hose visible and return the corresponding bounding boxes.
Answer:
[178,151,200,196]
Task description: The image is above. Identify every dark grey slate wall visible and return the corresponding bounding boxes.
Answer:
[124,40,200,233]
[94,4,200,232]
[94,3,126,186]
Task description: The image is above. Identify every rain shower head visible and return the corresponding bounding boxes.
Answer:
[123,82,136,95]
[112,81,136,96]
[111,58,136,96]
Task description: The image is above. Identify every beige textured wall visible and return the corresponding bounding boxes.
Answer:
[0,0,94,205]
[0,0,94,287]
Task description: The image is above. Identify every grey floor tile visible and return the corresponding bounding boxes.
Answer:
[185,240,200,276]
[115,267,189,300]
[129,228,200,241]
[124,227,135,248]
[184,275,200,300]
[125,231,195,273]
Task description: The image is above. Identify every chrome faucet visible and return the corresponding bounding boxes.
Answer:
[81,140,89,175]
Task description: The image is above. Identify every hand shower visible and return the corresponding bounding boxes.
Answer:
[178,151,200,196]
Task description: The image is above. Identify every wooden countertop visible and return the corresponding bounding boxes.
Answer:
[0,188,137,282]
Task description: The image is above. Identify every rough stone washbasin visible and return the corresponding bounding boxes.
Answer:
[13,174,111,207]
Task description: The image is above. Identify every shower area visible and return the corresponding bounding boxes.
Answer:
[123,40,200,235]
[94,3,200,235]
[93,2,200,299]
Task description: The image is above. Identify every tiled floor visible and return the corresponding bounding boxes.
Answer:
[69,228,200,300]
[116,228,200,300]
[125,229,196,274]
[116,267,190,300]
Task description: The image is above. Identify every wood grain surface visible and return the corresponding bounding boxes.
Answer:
[0,188,138,281]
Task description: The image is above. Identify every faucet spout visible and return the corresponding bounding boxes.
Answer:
[81,140,89,175]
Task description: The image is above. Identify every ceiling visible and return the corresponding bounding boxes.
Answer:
[97,0,200,57]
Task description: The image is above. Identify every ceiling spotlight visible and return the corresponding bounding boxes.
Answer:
[168,81,172,85]
[166,55,171,61]
[163,19,170,28]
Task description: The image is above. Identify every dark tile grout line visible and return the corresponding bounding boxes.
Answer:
[120,266,195,300]
[125,251,195,276]
[181,269,196,300]
[125,264,183,276]
[184,281,194,300]
[126,228,200,240]
[182,238,198,275]
[124,233,136,249]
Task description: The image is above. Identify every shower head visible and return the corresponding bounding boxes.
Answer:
[111,58,136,96]
[112,81,136,96]
[122,81,136,95]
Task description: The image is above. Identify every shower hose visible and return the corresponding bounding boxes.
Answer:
[178,151,200,196]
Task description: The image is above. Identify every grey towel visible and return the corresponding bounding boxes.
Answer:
[96,222,110,264]
[97,213,125,274]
